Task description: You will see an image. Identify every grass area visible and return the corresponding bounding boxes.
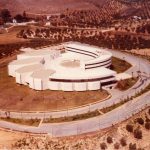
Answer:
[43,110,101,123]
[0,117,40,127]
[116,77,138,91]
[111,57,132,73]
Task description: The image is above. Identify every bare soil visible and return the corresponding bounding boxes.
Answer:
[0,129,27,149]
[0,26,31,45]
[131,49,150,56]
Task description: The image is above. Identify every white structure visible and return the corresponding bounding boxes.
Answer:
[8,42,117,91]
[8,57,43,77]
[29,69,55,90]
[15,64,44,84]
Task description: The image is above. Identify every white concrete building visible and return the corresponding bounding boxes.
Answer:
[8,57,43,77]
[8,42,117,91]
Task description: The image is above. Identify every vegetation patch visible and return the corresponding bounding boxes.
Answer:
[43,110,101,123]
[111,57,132,73]
[116,77,138,91]
[0,117,40,127]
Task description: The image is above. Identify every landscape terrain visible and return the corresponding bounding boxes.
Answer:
[0,0,150,149]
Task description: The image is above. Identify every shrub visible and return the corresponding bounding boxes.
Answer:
[148,109,150,115]
[100,142,107,150]
[145,122,150,130]
[129,143,137,150]
[145,115,150,122]
[136,118,144,125]
[137,148,144,150]
[120,137,127,146]
[126,124,134,132]
[114,142,120,149]
[106,136,113,144]
[133,128,142,139]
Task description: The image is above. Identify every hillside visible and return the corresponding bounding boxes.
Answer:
[0,0,150,19]
[0,0,97,15]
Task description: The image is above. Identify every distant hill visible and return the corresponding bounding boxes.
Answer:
[0,0,150,19]
[0,0,97,15]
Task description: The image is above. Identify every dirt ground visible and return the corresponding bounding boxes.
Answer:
[1,107,149,149]
[131,49,150,56]
[0,26,31,45]
[0,129,27,149]
[0,55,109,111]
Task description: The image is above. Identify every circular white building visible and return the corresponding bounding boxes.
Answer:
[8,42,117,91]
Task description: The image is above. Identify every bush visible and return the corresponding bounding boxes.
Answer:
[137,148,144,150]
[136,118,144,125]
[129,143,137,150]
[145,122,150,130]
[100,142,107,150]
[133,128,142,139]
[106,136,113,144]
[126,124,134,132]
[148,109,150,115]
[120,137,127,146]
[145,115,150,122]
[114,142,120,149]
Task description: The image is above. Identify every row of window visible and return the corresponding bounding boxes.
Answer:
[49,75,115,83]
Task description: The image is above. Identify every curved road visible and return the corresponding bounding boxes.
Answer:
[0,90,149,137]
[0,48,150,119]
[0,48,150,137]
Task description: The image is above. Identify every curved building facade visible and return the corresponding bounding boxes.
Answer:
[8,42,117,91]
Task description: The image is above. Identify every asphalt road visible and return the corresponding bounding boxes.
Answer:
[0,48,150,137]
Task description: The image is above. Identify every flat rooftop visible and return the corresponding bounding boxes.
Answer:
[31,69,55,79]
[19,50,57,57]
[9,57,42,65]
[16,64,44,73]
[50,67,116,80]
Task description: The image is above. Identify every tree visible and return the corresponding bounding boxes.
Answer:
[136,118,144,125]
[114,142,120,149]
[100,142,107,150]
[106,136,113,144]
[145,122,150,130]
[23,11,27,18]
[1,9,11,23]
[14,14,24,23]
[129,143,137,150]
[126,124,134,132]
[133,128,142,139]
[120,137,127,146]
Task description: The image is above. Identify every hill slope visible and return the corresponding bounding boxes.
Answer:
[0,0,97,15]
[0,0,150,19]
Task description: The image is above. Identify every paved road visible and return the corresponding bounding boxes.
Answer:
[0,90,149,137]
[0,48,150,119]
[0,49,150,137]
